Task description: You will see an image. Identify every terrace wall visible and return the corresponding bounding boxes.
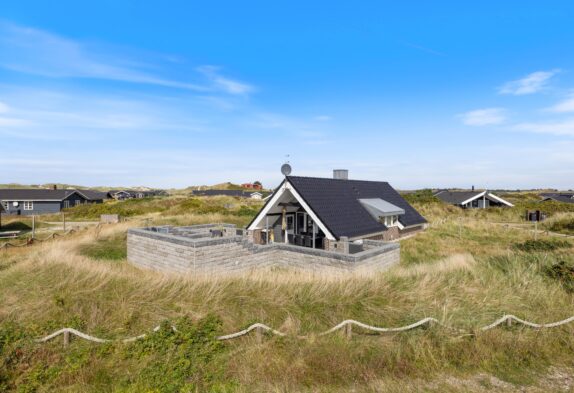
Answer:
[127,225,400,274]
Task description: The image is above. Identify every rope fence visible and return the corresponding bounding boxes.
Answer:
[0,229,83,250]
[34,314,574,347]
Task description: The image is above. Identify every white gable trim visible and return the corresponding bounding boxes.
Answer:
[460,191,487,206]
[247,179,336,240]
[460,191,513,207]
[486,193,514,207]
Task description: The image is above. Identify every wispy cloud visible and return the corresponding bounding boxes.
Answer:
[513,119,574,136]
[314,115,332,121]
[0,86,211,143]
[197,66,254,95]
[0,22,211,91]
[402,41,445,56]
[458,108,506,126]
[498,70,559,95]
[545,94,574,113]
[0,22,255,96]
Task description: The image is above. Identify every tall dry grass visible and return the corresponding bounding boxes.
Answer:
[1,203,574,391]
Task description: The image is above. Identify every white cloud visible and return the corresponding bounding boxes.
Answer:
[545,94,574,113]
[314,115,332,121]
[0,116,29,126]
[0,22,209,91]
[0,101,9,113]
[197,66,254,95]
[498,70,559,95]
[513,119,574,136]
[0,22,256,96]
[458,108,506,126]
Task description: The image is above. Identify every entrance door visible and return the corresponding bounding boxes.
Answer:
[285,214,295,243]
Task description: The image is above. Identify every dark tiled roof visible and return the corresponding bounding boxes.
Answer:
[77,190,109,201]
[0,189,82,201]
[192,190,262,197]
[434,190,483,205]
[286,176,427,239]
[540,193,574,204]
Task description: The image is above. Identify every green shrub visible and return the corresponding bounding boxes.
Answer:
[402,189,440,204]
[123,315,228,392]
[512,239,572,252]
[548,219,574,234]
[544,261,574,292]
[236,206,259,217]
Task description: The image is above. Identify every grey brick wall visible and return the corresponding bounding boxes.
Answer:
[127,226,400,275]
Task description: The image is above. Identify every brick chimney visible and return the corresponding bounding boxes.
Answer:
[53,184,57,190]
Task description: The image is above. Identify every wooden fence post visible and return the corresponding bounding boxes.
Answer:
[255,326,262,344]
[345,323,352,340]
[63,330,70,347]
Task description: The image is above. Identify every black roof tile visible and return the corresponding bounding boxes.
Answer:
[286,176,427,239]
[434,190,485,205]
[0,189,83,201]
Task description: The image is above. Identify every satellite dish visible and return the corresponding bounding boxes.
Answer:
[13,202,19,207]
[281,163,292,176]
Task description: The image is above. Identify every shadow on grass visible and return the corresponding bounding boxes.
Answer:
[0,221,32,232]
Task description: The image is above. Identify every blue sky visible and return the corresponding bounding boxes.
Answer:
[1,1,574,189]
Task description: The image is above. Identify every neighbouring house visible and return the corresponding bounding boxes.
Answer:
[108,190,166,200]
[191,190,267,199]
[77,189,109,204]
[241,182,263,190]
[108,190,133,200]
[0,189,91,216]
[434,189,514,208]
[540,193,574,204]
[0,203,4,229]
[247,170,428,246]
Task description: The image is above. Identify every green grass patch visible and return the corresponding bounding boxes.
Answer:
[402,189,440,204]
[78,233,127,260]
[547,218,574,235]
[544,261,574,293]
[512,239,572,252]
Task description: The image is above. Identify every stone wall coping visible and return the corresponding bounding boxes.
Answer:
[128,227,243,248]
[128,226,398,263]
[246,240,399,263]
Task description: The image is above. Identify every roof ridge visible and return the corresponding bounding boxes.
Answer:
[287,175,390,184]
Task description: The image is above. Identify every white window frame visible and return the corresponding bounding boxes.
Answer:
[2,201,8,211]
[63,200,70,209]
[383,215,399,227]
[23,201,34,211]
[75,199,82,206]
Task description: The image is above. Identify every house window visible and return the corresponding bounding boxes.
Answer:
[75,200,82,206]
[383,215,398,227]
[63,201,70,209]
[2,202,8,211]
[23,201,34,211]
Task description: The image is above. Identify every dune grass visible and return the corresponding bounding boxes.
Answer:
[1,197,574,391]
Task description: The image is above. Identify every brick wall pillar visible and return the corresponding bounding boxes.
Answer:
[324,237,349,254]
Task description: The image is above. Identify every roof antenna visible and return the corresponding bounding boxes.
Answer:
[281,155,292,177]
